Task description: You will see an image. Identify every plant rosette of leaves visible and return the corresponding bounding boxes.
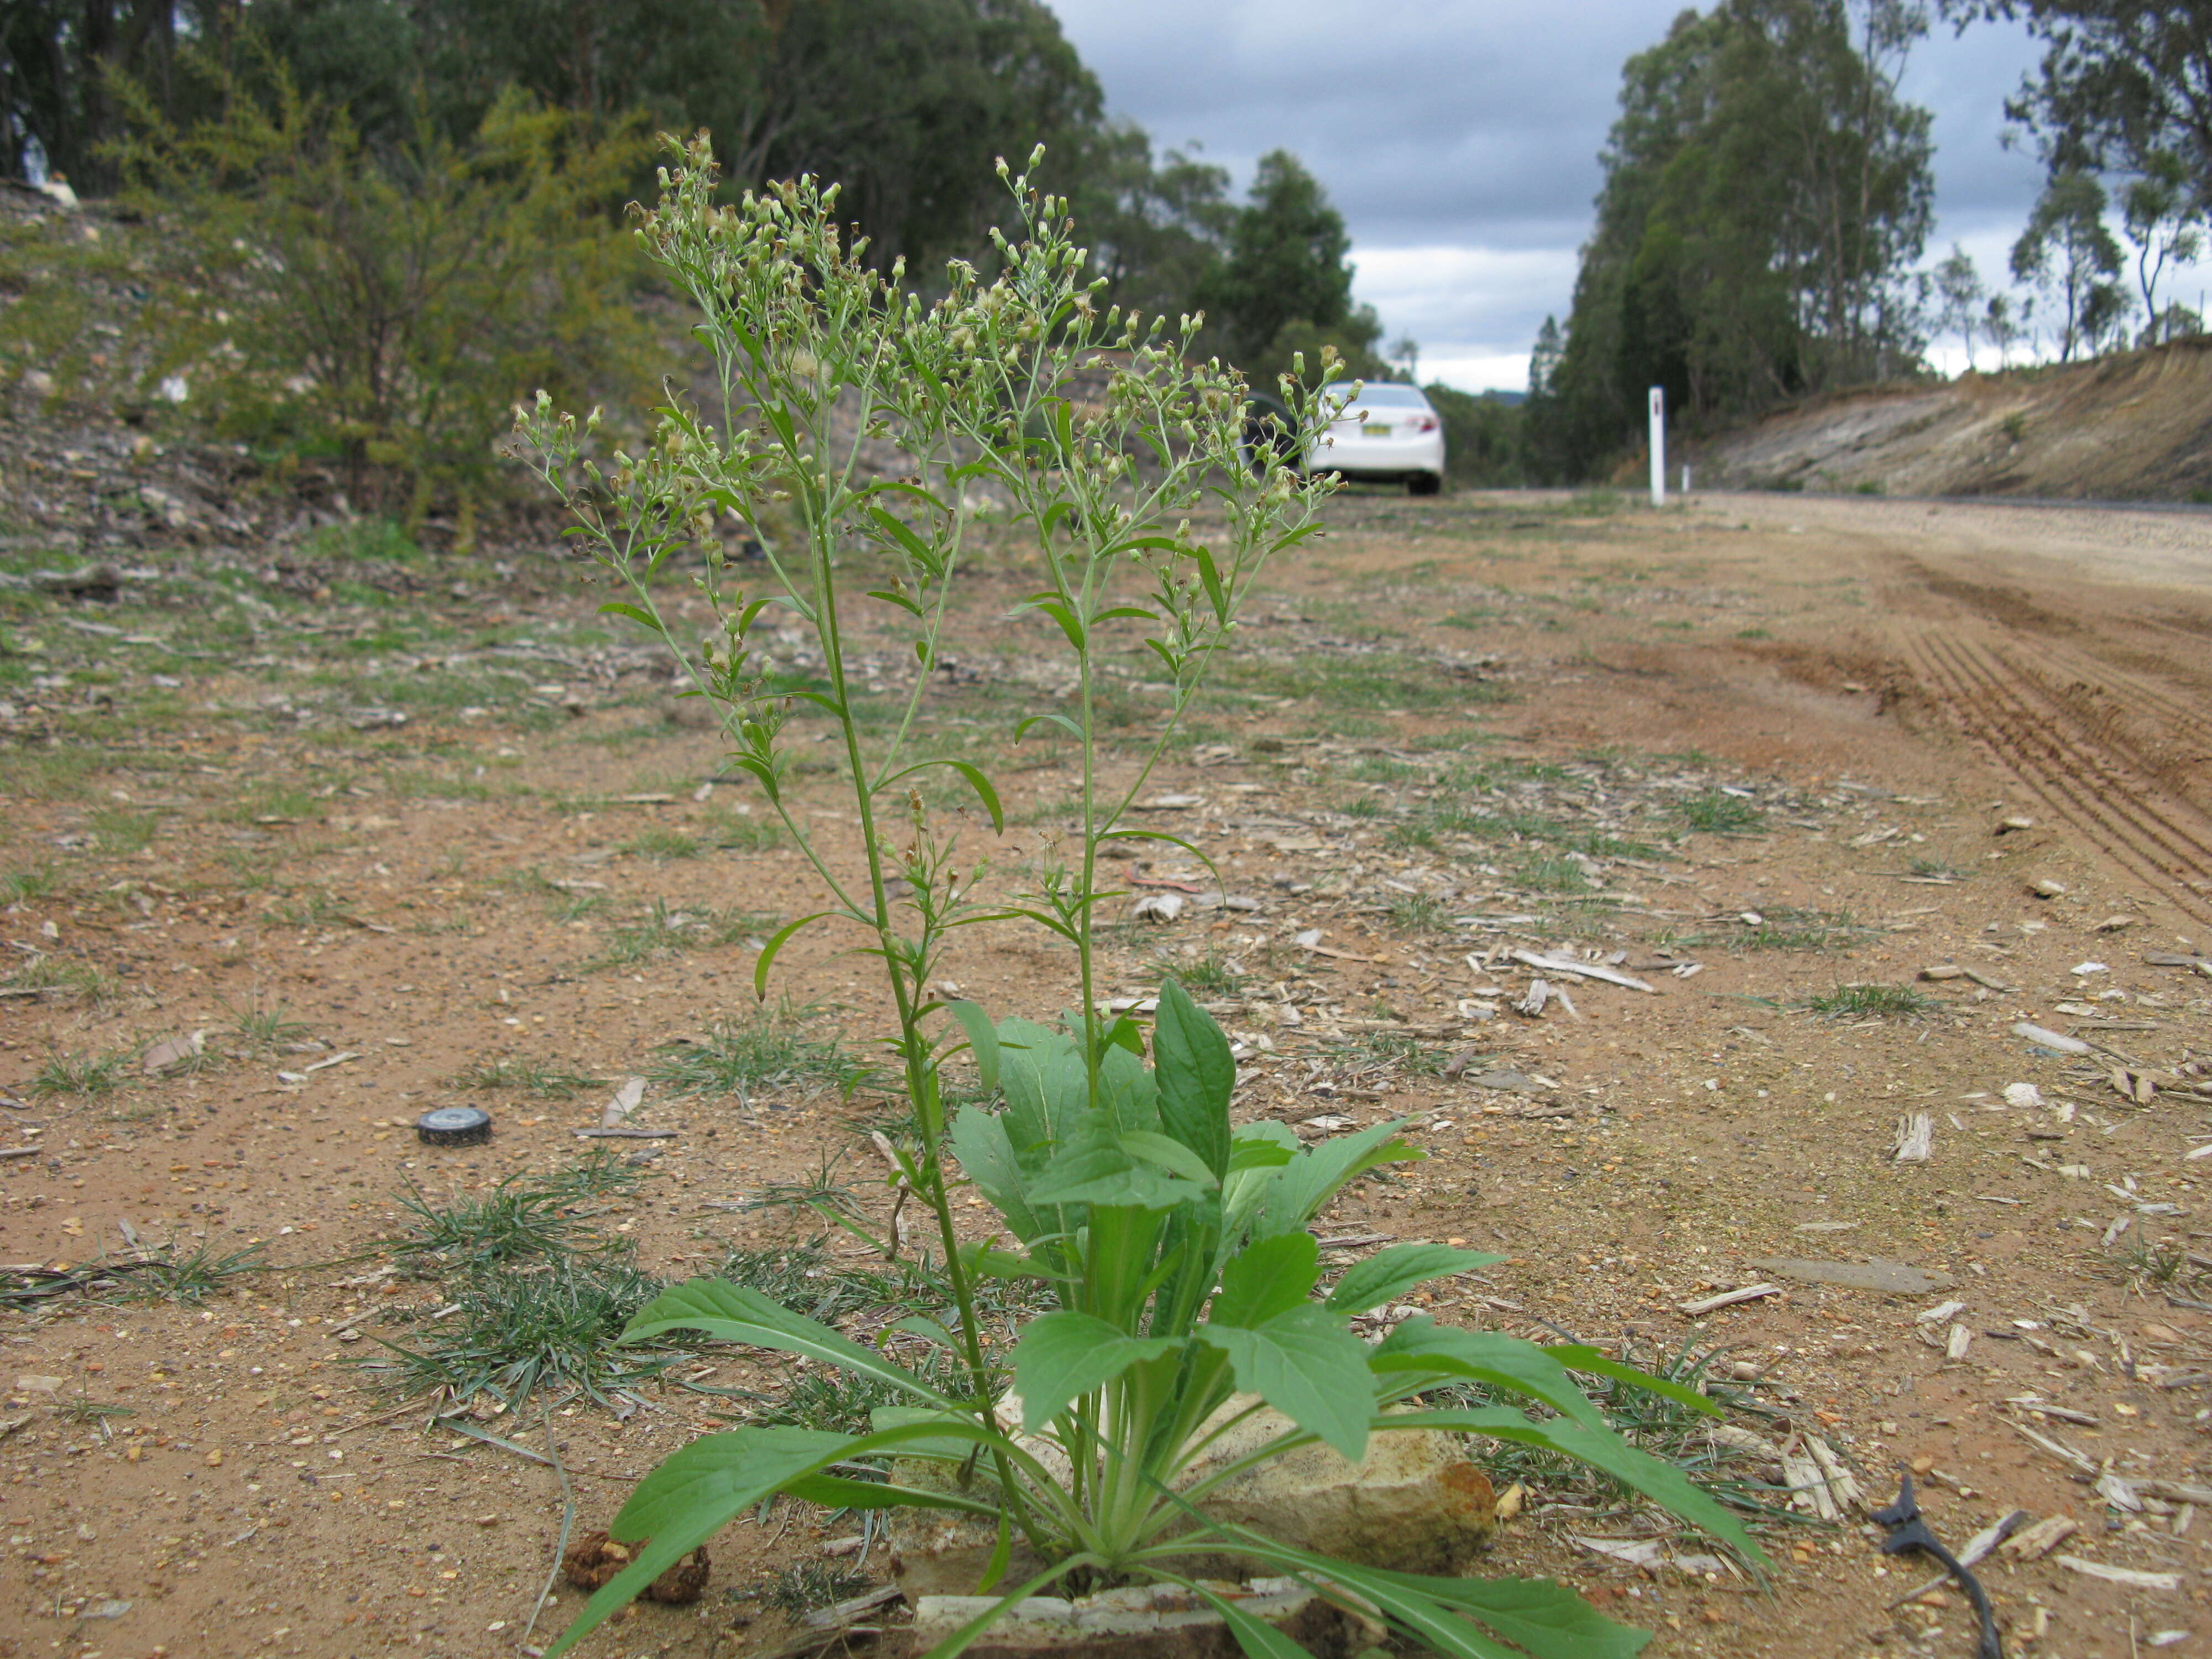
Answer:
[518,138,1762,1659]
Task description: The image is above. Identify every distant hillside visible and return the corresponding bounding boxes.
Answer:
[1692,338,2212,503]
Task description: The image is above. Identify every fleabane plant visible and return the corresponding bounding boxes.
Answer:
[518,135,1761,1659]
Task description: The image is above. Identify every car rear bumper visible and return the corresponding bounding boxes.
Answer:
[1305,433,1445,478]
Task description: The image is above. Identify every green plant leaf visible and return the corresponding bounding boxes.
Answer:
[1210,1230,1319,1327]
[1370,1319,1612,1428]
[1542,1344,1724,1419]
[1173,1578,1318,1659]
[1194,1303,1373,1460]
[1173,1527,1648,1659]
[1028,1112,1208,1211]
[947,1107,1042,1240]
[1153,978,1232,1180]
[1015,712,1084,743]
[1010,1310,1183,1429]
[1245,1119,1422,1241]
[944,1000,1000,1093]
[541,1429,844,1657]
[1326,1243,1502,1314]
[597,600,664,633]
[753,911,831,1001]
[1120,1129,1219,1189]
[1381,1407,1764,1567]
[620,1279,957,1406]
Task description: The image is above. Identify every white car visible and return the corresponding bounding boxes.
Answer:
[1306,382,1444,494]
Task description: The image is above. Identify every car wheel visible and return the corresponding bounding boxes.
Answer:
[1407,472,1442,497]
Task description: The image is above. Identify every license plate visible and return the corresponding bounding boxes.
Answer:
[1361,422,1392,437]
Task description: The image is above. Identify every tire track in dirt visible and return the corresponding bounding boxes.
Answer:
[1896,622,2212,927]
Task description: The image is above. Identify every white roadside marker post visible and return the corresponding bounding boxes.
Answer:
[1648,386,1666,508]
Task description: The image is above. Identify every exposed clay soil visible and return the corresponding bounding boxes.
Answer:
[1693,339,2212,503]
[4,484,2212,1659]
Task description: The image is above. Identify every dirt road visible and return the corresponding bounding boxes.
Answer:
[4,485,2211,1659]
[1720,491,2212,931]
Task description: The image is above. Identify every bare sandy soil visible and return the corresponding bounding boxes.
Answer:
[3,487,2211,1659]
[1693,337,2212,503]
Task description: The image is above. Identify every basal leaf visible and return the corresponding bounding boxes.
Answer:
[946,1108,1041,1240]
[1326,1243,1503,1315]
[621,1279,957,1406]
[1369,1319,1610,1428]
[1011,1310,1182,1430]
[1380,1407,1765,1567]
[1194,1303,1373,1460]
[1244,1119,1422,1241]
[1543,1344,1723,1419]
[1210,1231,1319,1327]
[1154,978,1233,1179]
[1028,1113,1207,1211]
[1120,1129,1219,1189]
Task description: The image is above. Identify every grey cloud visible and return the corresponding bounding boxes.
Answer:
[1051,0,2058,385]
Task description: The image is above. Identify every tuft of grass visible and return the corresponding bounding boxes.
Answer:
[752,1345,965,1439]
[452,1057,607,1099]
[31,1047,129,1096]
[1730,907,1872,953]
[588,899,779,968]
[218,993,311,1051]
[3,954,121,1005]
[1384,893,1453,933]
[760,1562,878,1617]
[109,1237,269,1305]
[368,1254,676,1411]
[1678,790,1764,832]
[87,806,161,853]
[1803,983,1936,1019]
[0,862,60,903]
[393,1175,602,1269]
[649,1004,868,1100]
[1145,950,1241,995]
[273,888,355,928]
[223,783,320,824]
[702,808,781,852]
[58,1398,137,1427]
[1516,852,1592,894]
[620,824,702,861]
[1322,1028,1448,1078]
[1906,856,1969,881]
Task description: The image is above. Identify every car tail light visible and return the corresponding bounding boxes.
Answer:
[1411,415,1438,432]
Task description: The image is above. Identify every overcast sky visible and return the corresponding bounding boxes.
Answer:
[1046,0,2063,391]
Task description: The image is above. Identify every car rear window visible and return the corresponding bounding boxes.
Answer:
[1347,384,1429,406]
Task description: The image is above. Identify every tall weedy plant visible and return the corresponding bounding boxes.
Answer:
[518,135,1760,1659]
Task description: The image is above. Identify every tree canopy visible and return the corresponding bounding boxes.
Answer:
[1527,0,1934,481]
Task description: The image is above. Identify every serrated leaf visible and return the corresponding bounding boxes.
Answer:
[1010,1310,1182,1429]
[947,1108,1041,1240]
[1194,1303,1373,1460]
[1211,1230,1319,1327]
[1245,1119,1422,1241]
[1327,1243,1502,1314]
